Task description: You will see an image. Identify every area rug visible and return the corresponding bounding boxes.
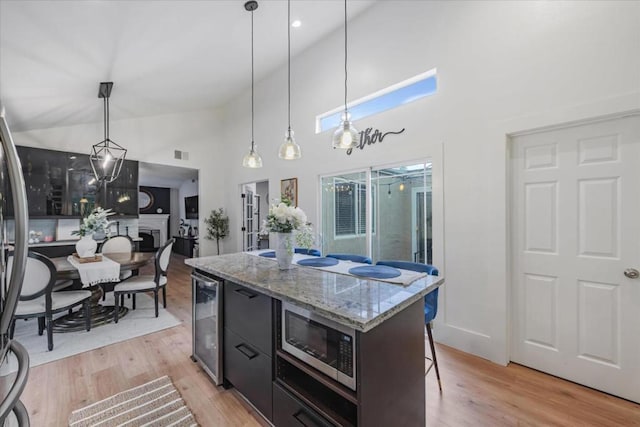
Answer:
[68,375,198,427]
[13,292,181,367]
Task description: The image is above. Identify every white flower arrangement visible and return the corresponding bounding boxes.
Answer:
[262,202,314,252]
[72,207,114,237]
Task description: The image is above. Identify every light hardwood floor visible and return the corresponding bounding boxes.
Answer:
[20,254,640,426]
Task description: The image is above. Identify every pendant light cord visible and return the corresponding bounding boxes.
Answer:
[102,97,109,141]
[287,0,291,132]
[103,97,109,143]
[251,8,255,150]
[344,0,348,115]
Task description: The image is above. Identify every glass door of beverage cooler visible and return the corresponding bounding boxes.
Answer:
[191,272,223,385]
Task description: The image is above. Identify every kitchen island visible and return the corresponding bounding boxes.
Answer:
[186,253,444,426]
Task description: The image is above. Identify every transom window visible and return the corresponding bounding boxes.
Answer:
[316,69,437,133]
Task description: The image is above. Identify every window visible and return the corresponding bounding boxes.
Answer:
[321,162,432,264]
[334,180,375,237]
[316,69,437,133]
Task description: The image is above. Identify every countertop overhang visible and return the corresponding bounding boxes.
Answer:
[185,253,444,332]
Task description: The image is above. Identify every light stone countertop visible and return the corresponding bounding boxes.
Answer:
[185,252,444,332]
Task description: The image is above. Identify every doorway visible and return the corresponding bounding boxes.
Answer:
[241,180,269,251]
[509,113,640,403]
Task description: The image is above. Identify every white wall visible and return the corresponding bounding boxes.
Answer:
[12,108,226,256]
[218,0,640,364]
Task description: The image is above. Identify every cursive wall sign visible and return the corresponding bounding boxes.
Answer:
[346,127,406,155]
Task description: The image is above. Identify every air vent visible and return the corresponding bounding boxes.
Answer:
[174,150,190,160]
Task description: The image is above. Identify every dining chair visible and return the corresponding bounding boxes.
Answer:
[376,260,441,391]
[113,238,175,323]
[326,253,372,264]
[294,248,321,256]
[99,235,135,301]
[8,251,91,351]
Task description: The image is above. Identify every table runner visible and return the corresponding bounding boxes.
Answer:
[246,250,427,286]
[67,255,121,286]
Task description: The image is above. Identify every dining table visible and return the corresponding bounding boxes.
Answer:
[50,252,155,332]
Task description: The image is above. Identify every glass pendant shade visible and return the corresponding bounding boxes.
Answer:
[278,129,301,160]
[332,111,359,149]
[242,142,263,168]
[279,0,302,160]
[243,1,262,168]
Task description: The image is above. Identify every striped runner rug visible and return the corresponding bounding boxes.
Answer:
[68,376,198,427]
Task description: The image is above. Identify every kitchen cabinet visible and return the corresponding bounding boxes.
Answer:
[223,281,273,421]
[173,236,198,258]
[14,146,103,217]
[272,381,335,427]
[8,146,138,217]
[98,159,139,216]
[187,253,444,427]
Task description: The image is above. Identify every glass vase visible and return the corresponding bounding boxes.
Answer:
[273,232,294,270]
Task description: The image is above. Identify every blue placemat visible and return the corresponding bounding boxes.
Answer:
[348,265,401,279]
[297,257,340,267]
[259,251,276,258]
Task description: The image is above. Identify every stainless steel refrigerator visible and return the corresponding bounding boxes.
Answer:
[0,112,31,425]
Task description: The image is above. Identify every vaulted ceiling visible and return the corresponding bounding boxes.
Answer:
[0,0,374,132]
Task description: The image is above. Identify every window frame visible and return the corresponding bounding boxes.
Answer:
[316,68,438,134]
[333,178,376,239]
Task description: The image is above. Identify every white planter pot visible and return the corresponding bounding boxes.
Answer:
[272,232,294,270]
[76,235,98,258]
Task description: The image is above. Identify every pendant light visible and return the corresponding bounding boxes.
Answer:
[332,0,358,150]
[90,82,127,183]
[278,0,302,160]
[242,0,263,169]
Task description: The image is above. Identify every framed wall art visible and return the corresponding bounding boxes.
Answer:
[280,177,298,207]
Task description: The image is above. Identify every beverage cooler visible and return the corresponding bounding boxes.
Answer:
[191,271,223,385]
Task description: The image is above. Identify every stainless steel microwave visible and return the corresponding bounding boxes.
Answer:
[281,302,357,390]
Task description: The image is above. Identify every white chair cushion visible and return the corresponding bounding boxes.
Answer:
[15,291,91,316]
[100,236,133,254]
[114,275,167,293]
[119,270,133,280]
[53,280,74,292]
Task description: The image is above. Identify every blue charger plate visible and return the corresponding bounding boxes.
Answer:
[259,251,276,258]
[297,257,340,267]
[348,265,401,279]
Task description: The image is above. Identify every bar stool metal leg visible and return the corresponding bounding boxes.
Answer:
[426,322,442,392]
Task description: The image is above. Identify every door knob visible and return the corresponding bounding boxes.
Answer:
[624,268,639,279]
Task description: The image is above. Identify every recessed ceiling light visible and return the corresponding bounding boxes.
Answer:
[69,155,76,159]
[291,20,301,28]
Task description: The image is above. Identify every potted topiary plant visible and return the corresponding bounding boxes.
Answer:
[204,208,229,255]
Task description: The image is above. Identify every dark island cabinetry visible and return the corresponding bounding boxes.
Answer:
[223,281,273,421]
[219,280,425,427]
[6,146,138,217]
[187,254,442,427]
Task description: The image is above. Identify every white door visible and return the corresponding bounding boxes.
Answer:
[510,114,640,403]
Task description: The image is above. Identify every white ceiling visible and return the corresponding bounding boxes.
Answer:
[0,0,375,132]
